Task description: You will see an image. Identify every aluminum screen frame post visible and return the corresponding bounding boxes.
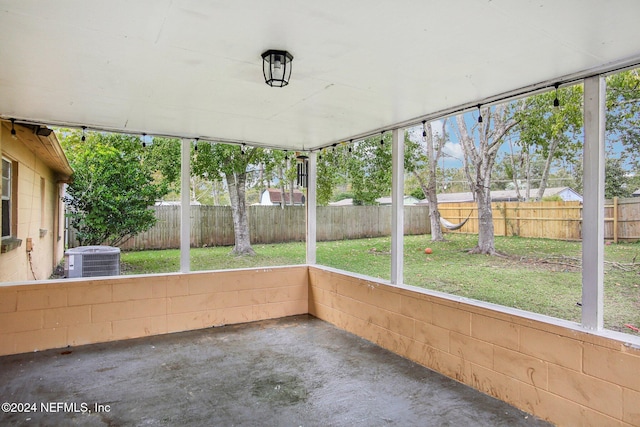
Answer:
[306,152,317,265]
[581,75,606,330]
[180,138,191,273]
[391,128,404,285]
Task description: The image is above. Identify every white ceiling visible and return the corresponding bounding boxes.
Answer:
[1,0,640,151]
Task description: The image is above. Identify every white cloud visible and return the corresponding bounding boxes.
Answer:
[442,141,464,162]
[430,120,444,137]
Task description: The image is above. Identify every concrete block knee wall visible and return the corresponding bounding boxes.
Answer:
[0,266,308,355]
[308,266,640,427]
[1,264,640,426]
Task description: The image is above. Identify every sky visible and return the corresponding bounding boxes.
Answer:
[409,107,636,174]
[407,120,465,169]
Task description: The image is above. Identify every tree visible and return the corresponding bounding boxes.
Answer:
[145,137,182,191]
[317,147,347,206]
[454,105,518,254]
[509,69,639,200]
[606,68,640,169]
[189,176,230,205]
[441,167,470,193]
[315,137,391,206]
[511,85,583,200]
[346,134,393,205]
[605,156,634,198]
[278,152,297,208]
[192,142,267,256]
[61,131,168,246]
[573,154,637,199]
[405,122,446,241]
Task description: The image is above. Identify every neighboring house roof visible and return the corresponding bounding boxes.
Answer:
[633,189,640,197]
[329,196,420,206]
[430,192,475,204]
[375,196,420,206]
[536,187,583,202]
[419,187,583,204]
[155,201,202,206]
[4,122,73,181]
[261,188,305,205]
[329,198,354,206]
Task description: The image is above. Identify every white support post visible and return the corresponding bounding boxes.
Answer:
[582,75,606,330]
[391,128,404,285]
[306,152,317,265]
[180,138,191,273]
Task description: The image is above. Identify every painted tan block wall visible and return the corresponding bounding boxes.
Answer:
[1,126,64,282]
[0,266,308,356]
[308,266,640,427]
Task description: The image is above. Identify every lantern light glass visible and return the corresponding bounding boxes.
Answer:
[262,50,294,87]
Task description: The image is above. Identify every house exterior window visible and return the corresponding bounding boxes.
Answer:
[1,158,12,238]
[1,157,21,253]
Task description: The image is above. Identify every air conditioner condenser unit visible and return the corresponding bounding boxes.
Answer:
[64,246,120,278]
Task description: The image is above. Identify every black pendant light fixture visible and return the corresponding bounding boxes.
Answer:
[553,83,560,108]
[81,126,86,142]
[262,50,294,87]
[10,118,17,138]
[477,105,483,123]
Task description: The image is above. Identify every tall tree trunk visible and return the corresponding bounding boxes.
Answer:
[422,121,445,241]
[288,158,295,206]
[212,181,220,206]
[474,169,496,253]
[457,113,496,254]
[258,163,265,189]
[456,105,517,255]
[535,136,560,201]
[508,138,523,201]
[524,147,532,200]
[414,172,444,241]
[190,177,197,202]
[225,171,255,255]
[278,166,286,209]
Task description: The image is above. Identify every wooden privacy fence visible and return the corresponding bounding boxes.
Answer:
[439,197,640,242]
[438,201,583,240]
[68,205,432,250]
[68,198,640,249]
[605,197,640,242]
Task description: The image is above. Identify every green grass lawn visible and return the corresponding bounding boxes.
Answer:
[120,234,640,333]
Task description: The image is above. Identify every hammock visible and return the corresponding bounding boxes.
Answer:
[439,212,472,231]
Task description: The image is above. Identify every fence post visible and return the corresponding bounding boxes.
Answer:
[503,204,508,236]
[613,196,618,244]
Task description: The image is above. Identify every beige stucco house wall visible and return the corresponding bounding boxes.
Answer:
[0,121,72,282]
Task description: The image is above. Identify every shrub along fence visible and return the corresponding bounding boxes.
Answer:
[68,198,640,250]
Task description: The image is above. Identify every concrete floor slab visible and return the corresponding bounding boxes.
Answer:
[0,315,551,426]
